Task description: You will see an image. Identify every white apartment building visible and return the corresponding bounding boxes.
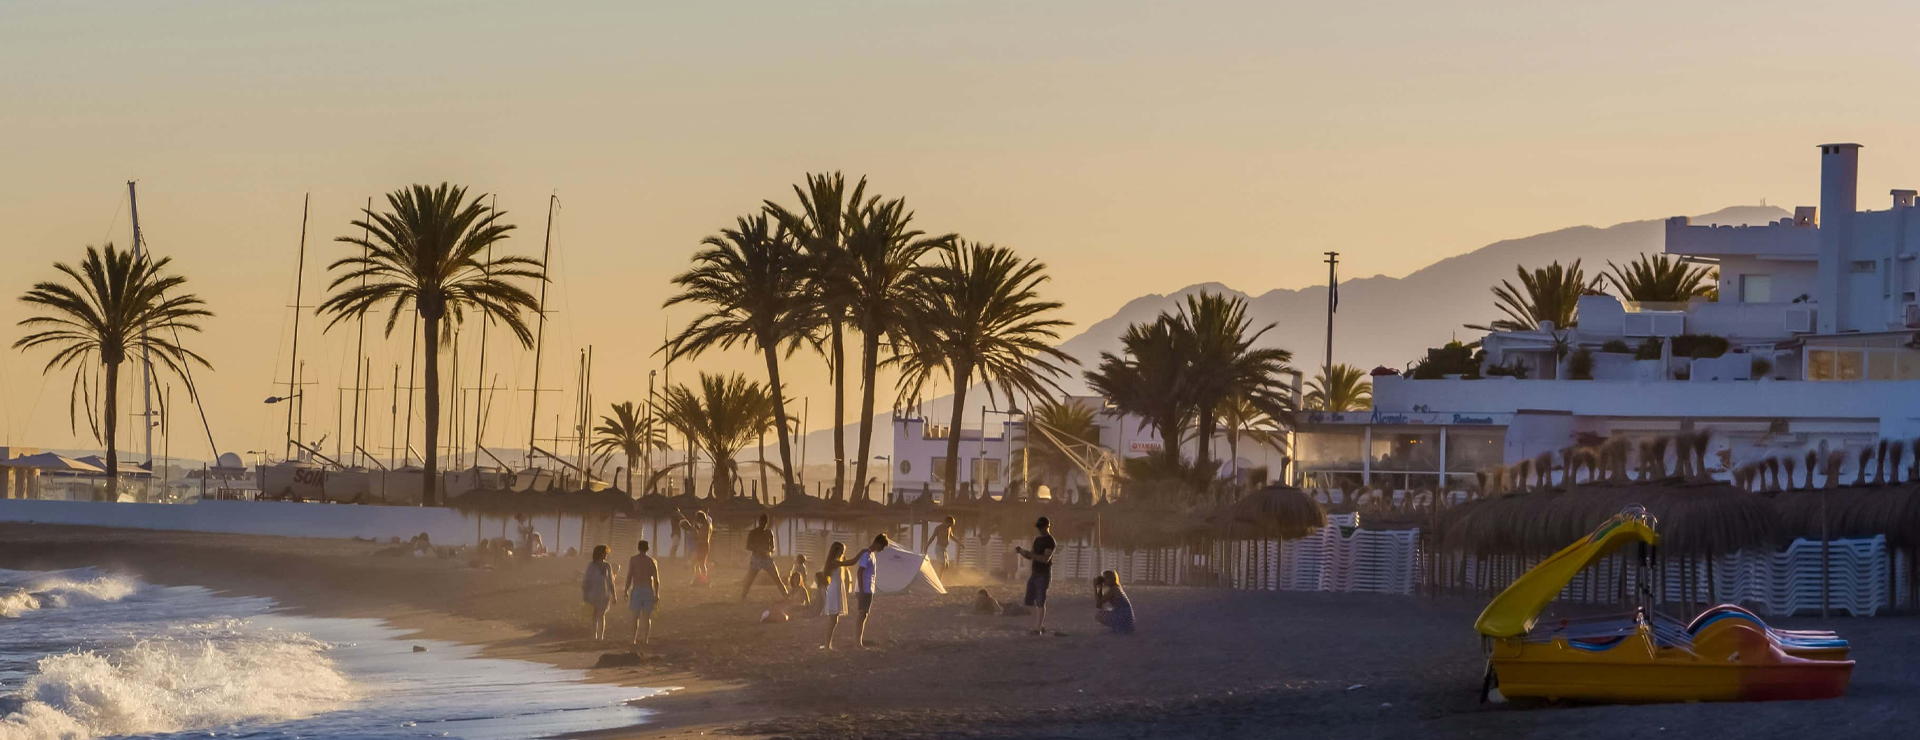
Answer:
[1296,142,1920,491]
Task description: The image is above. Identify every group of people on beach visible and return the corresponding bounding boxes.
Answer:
[578,512,1135,647]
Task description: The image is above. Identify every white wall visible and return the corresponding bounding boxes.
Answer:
[1376,375,1920,436]
[0,498,547,548]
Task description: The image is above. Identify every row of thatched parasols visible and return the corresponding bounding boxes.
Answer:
[447,484,1329,549]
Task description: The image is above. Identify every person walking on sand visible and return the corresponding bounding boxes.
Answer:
[830,534,889,649]
[740,514,791,602]
[1093,570,1135,634]
[819,542,850,649]
[1014,516,1057,635]
[922,515,957,574]
[623,539,661,646]
[582,545,617,641]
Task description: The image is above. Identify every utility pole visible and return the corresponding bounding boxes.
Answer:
[1323,251,1340,373]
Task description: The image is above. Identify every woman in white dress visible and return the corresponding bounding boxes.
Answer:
[582,545,616,640]
[819,541,849,649]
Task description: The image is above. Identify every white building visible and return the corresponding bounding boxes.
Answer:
[887,395,1175,502]
[1296,142,1920,490]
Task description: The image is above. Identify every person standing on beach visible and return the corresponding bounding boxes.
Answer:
[922,516,957,574]
[819,542,850,649]
[840,534,888,649]
[678,509,713,586]
[624,540,661,646]
[740,514,791,602]
[583,545,617,641]
[1013,517,1056,635]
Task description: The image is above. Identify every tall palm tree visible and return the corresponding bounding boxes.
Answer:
[1016,398,1105,500]
[1466,260,1603,332]
[1085,316,1194,471]
[15,244,211,499]
[893,242,1078,502]
[1305,363,1373,412]
[319,184,543,506]
[840,195,953,501]
[1215,394,1289,483]
[1604,253,1717,303]
[662,212,808,496]
[1173,292,1295,482]
[654,372,784,499]
[767,172,865,500]
[589,401,669,494]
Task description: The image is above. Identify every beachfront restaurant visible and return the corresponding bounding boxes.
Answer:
[1293,411,1510,493]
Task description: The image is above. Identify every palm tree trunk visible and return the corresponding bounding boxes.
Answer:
[103,360,120,502]
[1196,405,1217,484]
[761,341,799,495]
[852,326,880,502]
[831,316,847,500]
[626,452,635,495]
[422,314,442,506]
[1228,432,1241,488]
[1159,419,1183,470]
[942,367,972,502]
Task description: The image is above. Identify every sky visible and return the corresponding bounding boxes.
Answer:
[6,0,1920,465]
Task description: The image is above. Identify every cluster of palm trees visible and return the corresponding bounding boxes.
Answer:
[1468,253,1716,333]
[1085,292,1297,496]
[651,172,1077,503]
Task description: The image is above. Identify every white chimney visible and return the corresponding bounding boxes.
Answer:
[1816,143,1861,333]
[1894,189,1916,209]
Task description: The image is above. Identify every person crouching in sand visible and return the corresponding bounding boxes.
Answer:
[819,542,850,649]
[1093,570,1134,634]
[582,545,616,641]
[624,539,660,646]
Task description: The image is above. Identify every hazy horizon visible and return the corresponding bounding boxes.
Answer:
[7,0,1920,462]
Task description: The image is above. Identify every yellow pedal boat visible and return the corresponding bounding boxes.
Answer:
[1476,506,1853,703]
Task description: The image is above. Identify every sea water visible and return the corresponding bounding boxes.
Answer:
[0,568,659,739]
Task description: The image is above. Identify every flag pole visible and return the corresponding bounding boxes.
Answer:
[1323,251,1340,372]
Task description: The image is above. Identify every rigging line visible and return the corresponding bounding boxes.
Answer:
[121,222,222,461]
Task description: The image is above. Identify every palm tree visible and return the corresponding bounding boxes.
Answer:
[662,212,809,497]
[840,195,953,501]
[1215,394,1289,483]
[654,372,784,499]
[767,172,865,500]
[15,244,212,500]
[1604,253,1717,303]
[1016,398,1105,500]
[1466,260,1603,332]
[1305,363,1373,411]
[318,184,543,507]
[1085,316,1194,471]
[589,401,669,494]
[1173,292,1295,482]
[893,242,1078,502]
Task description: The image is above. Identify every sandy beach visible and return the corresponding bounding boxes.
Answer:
[0,524,1915,739]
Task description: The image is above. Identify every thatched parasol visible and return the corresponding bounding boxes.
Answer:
[1224,484,1326,540]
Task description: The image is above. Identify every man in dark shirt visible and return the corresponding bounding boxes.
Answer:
[1014,516,1057,635]
[740,513,791,602]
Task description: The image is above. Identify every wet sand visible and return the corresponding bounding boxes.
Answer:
[0,523,1915,739]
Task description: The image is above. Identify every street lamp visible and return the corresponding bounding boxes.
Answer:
[874,455,893,501]
[264,393,302,404]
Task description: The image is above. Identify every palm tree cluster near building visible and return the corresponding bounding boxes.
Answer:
[660,172,1077,503]
[1085,292,1297,498]
[1469,253,1716,333]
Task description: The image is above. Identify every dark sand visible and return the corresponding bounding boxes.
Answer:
[0,524,1913,739]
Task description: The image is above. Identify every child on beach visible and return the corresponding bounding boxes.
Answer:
[582,545,617,641]
[819,542,850,648]
[788,554,812,607]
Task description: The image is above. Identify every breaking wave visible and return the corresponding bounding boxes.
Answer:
[0,572,136,618]
[0,619,356,740]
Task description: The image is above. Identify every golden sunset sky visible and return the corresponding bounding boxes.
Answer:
[4,0,1918,462]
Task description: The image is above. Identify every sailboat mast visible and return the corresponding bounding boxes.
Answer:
[286,193,310,460]
[349,197,370,467]
[127,182,155,466]
[527,193,556,467]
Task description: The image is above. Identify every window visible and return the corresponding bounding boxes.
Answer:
[1740,274,1773,304]
[930,457,948,482]
[972,458,1002,483]
[1371,428,1441,472]
[1851,260,1878,273]
[1807,349,1836,380]
[1837,350,1864,380]
[1445,429,1506,473]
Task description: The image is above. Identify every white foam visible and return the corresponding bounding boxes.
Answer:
[0,619,358,740]
[0,573,137,618]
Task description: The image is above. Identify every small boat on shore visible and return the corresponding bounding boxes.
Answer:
[1476,505,1853,703]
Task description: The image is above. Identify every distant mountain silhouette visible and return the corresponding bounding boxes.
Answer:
[805,205,1787,459]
